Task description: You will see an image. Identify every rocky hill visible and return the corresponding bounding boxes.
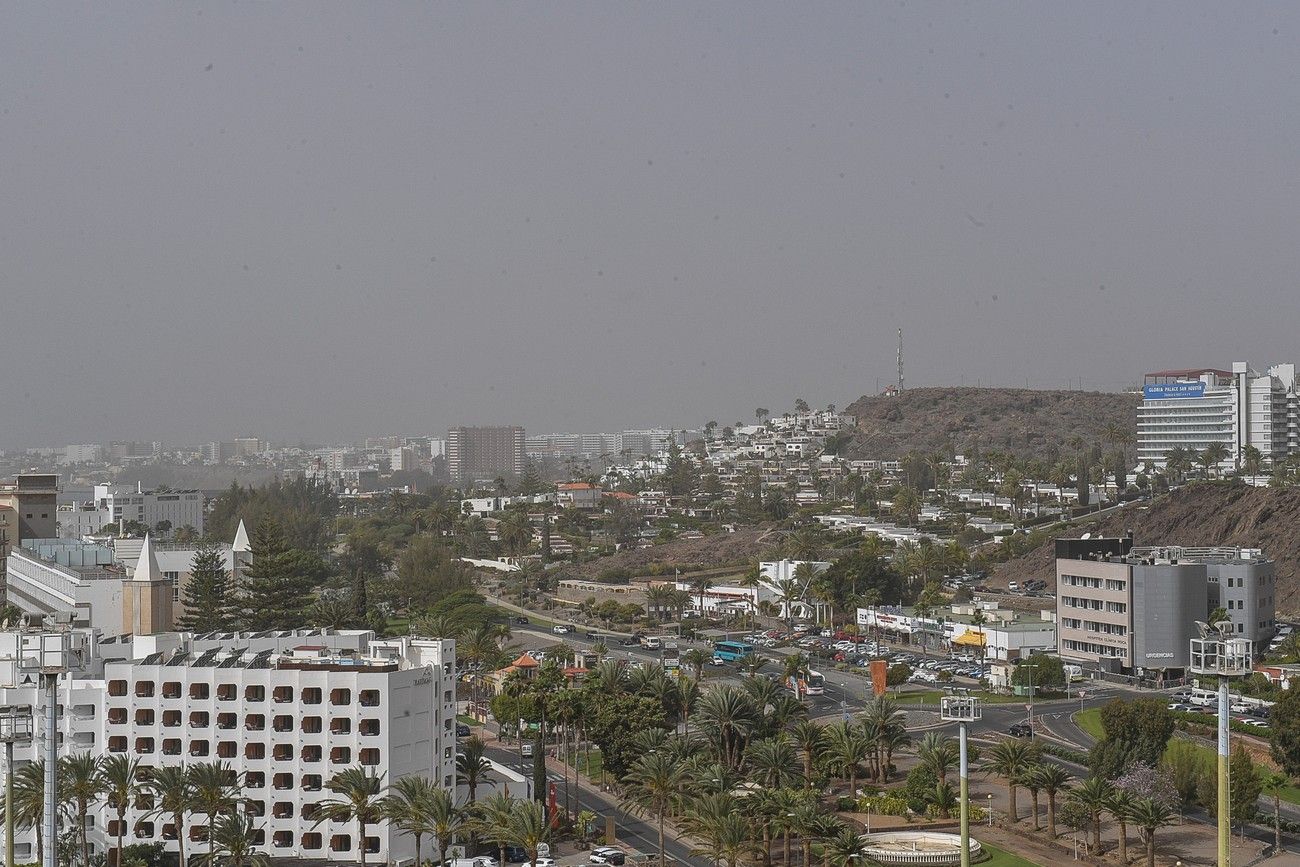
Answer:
[556,526,777,582]
[842,387,1138,461]
[993,484,1300,615]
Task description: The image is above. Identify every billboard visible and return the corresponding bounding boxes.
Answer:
[1144,382,1206,400]
[869,659,888,696]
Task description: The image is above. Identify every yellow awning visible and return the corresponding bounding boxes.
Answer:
[952,631,986,647]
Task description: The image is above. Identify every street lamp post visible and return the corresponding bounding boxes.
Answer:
[0,705,33,867]
[942,695,982,867]
[1190,620,1252,867]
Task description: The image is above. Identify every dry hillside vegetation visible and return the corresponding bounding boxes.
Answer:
[993,484,1300,615]
[843,387,1138,461]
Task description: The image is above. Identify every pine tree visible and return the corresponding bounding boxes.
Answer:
[177,542,235,632]
[238,519,323,630]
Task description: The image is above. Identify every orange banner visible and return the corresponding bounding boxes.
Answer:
[870,659,888,696]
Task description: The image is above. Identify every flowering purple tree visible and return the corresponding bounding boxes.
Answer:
[1115,763,1179,808]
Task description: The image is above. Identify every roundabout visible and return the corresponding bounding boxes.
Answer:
[859,831,981,865]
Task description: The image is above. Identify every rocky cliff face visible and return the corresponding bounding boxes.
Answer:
[993,483,1300,615]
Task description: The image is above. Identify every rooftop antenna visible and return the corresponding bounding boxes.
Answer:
[897,327,904,393]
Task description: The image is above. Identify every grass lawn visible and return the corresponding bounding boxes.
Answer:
[457,715,483,727]
[1074,707,1105,740]
[977,843,1042,867]
[567,748,605,781]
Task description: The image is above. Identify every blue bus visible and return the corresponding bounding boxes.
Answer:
[713,640,756,662]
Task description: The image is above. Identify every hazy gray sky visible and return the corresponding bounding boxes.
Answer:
[4,3,1300,447]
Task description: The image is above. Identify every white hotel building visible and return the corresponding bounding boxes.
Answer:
[1137,362,1299,471]
[0,627,456,865]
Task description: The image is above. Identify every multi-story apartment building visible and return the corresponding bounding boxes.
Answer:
[1055,536,1277,677]
[1137,362,1297,470]
[0,473,61,589]
[446,426,526,486]
[0,626,456,865]
[88,483,205,536]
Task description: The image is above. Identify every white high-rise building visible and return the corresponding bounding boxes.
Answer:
[0,627,456,865]
[1136,362,1297,471]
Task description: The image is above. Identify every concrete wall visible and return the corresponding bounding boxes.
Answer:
[1131,563,1206,672]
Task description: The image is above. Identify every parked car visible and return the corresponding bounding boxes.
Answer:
[513,616,530,624]
[589,851,626,866]
[504,846,528,863]
[1008,723,1034,738]
[552,624,573,634]
[708,656,727,666]
[456,723,472,737]
[1242,718,1270,729]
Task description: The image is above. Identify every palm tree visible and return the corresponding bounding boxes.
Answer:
[823,723,869,795]
[691,575,715,619]
[1262,771,1289,855]
[60,752,104,867]
[824,825,866,866]
[457,736,494,803]
[1130,797,1175,867]
[1033,763,1072,838]
[1020,762,1044,830]
[916,732,959,787]
[384,776,451,867]
[695,811,752,867]
[738,563,763,630]
[314,767,386,867]
[622,751,686,867]
[694,685,759,769]
[1200,442,1229,478]
[98,755,143,867]
[209,814,269,867]
[1067,775,1113,854]
[474,791,516,867]
[1107,788,1138,865]
[503,799,549,867]
[12,761,49,865]
[190,761,243,865]
[746,736,802,790]
[145,765,194,867]
[982,738,1037,823]
[789,720,826,788]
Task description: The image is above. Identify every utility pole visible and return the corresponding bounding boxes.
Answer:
[941,696,982,867]
[0,705,33,867]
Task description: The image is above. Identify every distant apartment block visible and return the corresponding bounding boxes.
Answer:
[447,426,526,486]
[1137,362,1298,470]
[69,483,205,536]
[61,444,105,465]
[1055,536,1277,678]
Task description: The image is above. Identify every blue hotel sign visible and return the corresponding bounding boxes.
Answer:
[1144,382,1206,400]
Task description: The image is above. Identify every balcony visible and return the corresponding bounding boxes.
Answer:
[135,709,155,726]
[217,742,237,759]
[107,708,127,726]
[272,803,295,819]
[245,715,265,732]
[273,773,294,790]
[330,689,351,706]
[161,682,182,699]
[134,822,155,839]
[162,739,182,756]
[216,713,237,730]
[330,835,352,854]
[162,710,182,728]
[301,717,322,734]
[330,747,351,765]
[330,719,351,735]
[134,738,155,755]
[245,686,265,703]
[302,774,322,792]
[273,744,293,762]
[302,832,322,850]
[245,744,266,760]
[108,737,127,754]
[359,719,380,737]
[216,684,236,702]
[302,688,322,705]
[188,741,210,757]
[273,716,293,733]
[359,690,380,708]
[273,686,293,703]
[359,748,380,767]
[189,712,210,728]
[108,681,127,697]
[301,746,323,763]
[134,682,155,698]
[188,684,209,700]
[245,772,265,788]
[273,831,293,849]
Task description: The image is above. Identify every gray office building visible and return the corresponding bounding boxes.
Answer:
[1055,537,1277,677]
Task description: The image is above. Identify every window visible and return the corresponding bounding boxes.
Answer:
[273,686,293,703]
[245,772,265,788]
[216,713,237,730]
[245,714,265,731]
[244,801,266,817]
[189,740,210,757]
[162,682,182,699]
[330,835,352,853]
[108,736,127,753]
[302,774,323,791]
[162,739,182,756]
[108,708,127,725]
[303,688,322,705]
[359,748,380,767]
[359,719,380,736]
[245,744,266,760]
[135,738,155,755]
[330,689,351,706]
[364,837,380,854]
[189,712,210,728]
[245,686,265,702]
[133,822,154,840]
[330,718,351,735]
[330,747,351,765]
[301,717,322,734]
[302,746,323,763]
[273,831,293,849]
[162,710,182,727]
[273,773,294,790]
[273,803,295,819]
[217,684,236,701]
[359,690,380,707]
[302,832,323,850]
[273,744,293,761]
[135,681,155,698]
[189,684,209,700]
[274,715,293,733]
[217,742,237,759]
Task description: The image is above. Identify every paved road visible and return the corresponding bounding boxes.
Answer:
[479,740,710,867]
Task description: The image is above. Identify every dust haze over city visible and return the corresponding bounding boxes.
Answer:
[9,6,1300,867]
[4,3,1300,447]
